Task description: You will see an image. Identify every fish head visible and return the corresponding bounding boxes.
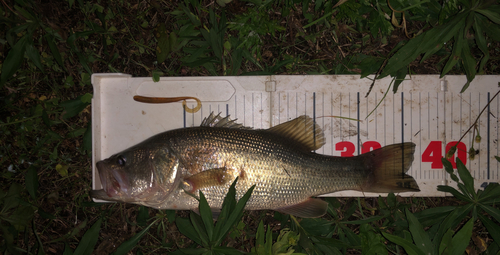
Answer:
[92,143,182,205]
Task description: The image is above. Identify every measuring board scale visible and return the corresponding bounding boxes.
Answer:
[91,74,500,201]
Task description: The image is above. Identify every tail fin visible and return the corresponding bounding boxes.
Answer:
[358,143,420,193]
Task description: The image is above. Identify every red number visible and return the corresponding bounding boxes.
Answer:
[336,141,355,157]
[422,141,443,169]
[361,141,381,154]
[445,141,467,168]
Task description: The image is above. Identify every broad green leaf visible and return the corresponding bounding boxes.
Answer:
[441,32,463,77]
[73,218,102,255]
[60,95,90,119]
[189,211,209,247]
[476,9,500,24]
[459,40,476,92]
[156,23,170,64]
[382,12,467,79]
[433,205,473,252]
[478,183,500,203]
[152,70,162,82]
[479,204,500,223]
[63,243,74,255]
[265,225,272,254]
[26,43,45,72]
[213,246,245,254]
[25,165,39,199]
[1,35,28,87]
[81,93,92,104]
[382,232,426,255]
[254,221,266,254]
[176,217,202,245]
[449,218,473,254]
[439,229,454,254]
[406,209,433,255]
[437,185,470,202]
[496,156,500,162]
[392,65,408,93]
[137,206,149,227]
[414,206,455,226]
[198,191,214,242]
[113,218,158,255]
[213,184,254,246]
[473,15,490,73]
[45,33,66,71]
[479,214,500,247]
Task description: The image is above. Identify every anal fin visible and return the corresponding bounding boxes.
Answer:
[276,198,328,218]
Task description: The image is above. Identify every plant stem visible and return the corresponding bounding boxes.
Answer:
[454,89,500,147]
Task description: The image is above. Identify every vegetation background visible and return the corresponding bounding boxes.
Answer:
[1,0,500,254]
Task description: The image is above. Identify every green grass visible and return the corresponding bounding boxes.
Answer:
[1,0,500,254]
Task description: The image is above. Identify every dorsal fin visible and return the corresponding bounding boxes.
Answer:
[201,112,251,129]
[267,116,325,151]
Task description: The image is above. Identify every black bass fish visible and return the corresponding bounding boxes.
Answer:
[91,113,419,217]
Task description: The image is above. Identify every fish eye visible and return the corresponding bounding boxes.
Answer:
[117,155,126,166]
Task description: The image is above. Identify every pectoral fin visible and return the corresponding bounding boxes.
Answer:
[276,198,328,218]
[183,167,233,193]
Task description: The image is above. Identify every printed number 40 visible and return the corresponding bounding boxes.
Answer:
[422,141,467,169]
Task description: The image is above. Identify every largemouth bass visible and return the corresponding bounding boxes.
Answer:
[91,113,419,217]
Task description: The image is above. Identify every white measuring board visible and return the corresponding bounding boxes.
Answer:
[91,73,500,200]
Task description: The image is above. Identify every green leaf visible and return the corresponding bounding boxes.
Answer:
[60,95,90,119]
[213,180,254,246]
[137,206,149,227]
[382,12,467,79]
[113,218,158,255]
[476,9,500,24]
[414,206,455,227]
[176,217,202,245]
[1,35,28,87]
[254,221,266,254]
[441,32,464,77]
[26,43,45,72]
[264,225,273,255]
[382,232,426,255]
[439,229,454,254]
[479,204,500,223]
[198,191,214,242]
[432,205,472,252]
[73,218,102,255]
[478,183,500,203]
[190,211,209,247]
[459,40,476,92]
[449,218,473,254]
[25,165,39,199]
[406,209,433,255]
[63,242,74,255]
[81,93,93,104]
[392,66,408,93]
[437,185,470,202]
[496,156,500,162]
[45,33,66,71]
[456,159,475,197]
[479,214,500,247]
[152,70,162,82]
[156,23,170,64]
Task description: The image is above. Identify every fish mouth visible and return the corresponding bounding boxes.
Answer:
[94,161,130,198]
